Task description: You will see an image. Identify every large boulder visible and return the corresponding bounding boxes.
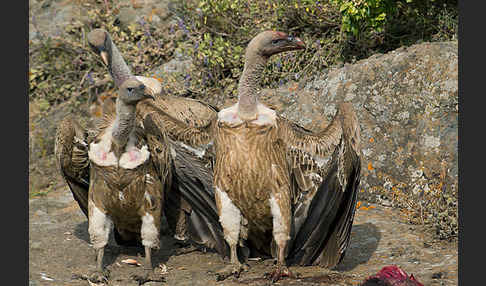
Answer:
[262,41,458,238]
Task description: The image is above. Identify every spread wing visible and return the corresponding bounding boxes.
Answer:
[142,104,227,257]
[136,76,218,127]
[54,116,90,218]
[140,101,216,160]
[280,103,362,268]
[135,76,217,160]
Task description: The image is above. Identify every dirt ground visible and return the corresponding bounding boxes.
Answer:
[29,183,457,286]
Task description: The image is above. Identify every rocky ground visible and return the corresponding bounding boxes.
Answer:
[29,184,457,286]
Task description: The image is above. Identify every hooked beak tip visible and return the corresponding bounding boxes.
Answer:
[100,51,109,66]
[295,38,305,49]
[146,93,155,101]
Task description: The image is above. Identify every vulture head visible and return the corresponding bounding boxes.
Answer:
[87,28,110,66]
[247,30,305,58]
[118,77,154,105]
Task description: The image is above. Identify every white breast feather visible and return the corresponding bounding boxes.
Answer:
[118,145,150,169]
[218,103,276,125]
[88,124,118,167]
[88,124,150,169]
[217,104,242,124]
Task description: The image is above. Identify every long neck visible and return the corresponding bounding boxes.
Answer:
[237,52,267,120]
[111,99,136,151]
[107,36,132,88]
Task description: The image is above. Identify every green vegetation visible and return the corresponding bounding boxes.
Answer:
[29,0,457,109]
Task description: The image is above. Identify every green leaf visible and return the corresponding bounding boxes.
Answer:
[376,12,386,21]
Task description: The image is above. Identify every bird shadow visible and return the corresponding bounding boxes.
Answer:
[73,221,180,269]
[74,221,90,243]
[334,222,381,272]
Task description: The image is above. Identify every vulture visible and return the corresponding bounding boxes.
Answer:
[361,266,424,286]
[142,30,362,282]
[84,29,227,254]
[54,28,227,279]
[88,77,161,281]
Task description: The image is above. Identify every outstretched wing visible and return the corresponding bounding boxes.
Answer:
[139,99,216,159]
[54,116,90,218]
[279,103,362,268]
[142,109,228,257]
[135,76,218,127]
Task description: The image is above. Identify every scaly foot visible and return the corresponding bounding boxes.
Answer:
[265,265,293,282]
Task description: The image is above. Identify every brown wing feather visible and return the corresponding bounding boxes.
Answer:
[147,95,218,126]
[278,110,342,174]
[170,141,228,256]
[142,111,227,256]
[142,120,182,236]
[283,103,362,267]
[55,116,90,217]
[141,104,215,149]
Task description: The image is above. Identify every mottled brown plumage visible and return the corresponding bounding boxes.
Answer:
[87,29,227,250]
[55,116,90,217]
[143,31,362,281]
[82,78,167,282]
[213,120,292,252]
[57,29,224,251]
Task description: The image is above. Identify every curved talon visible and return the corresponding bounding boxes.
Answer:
[265,265,293,283]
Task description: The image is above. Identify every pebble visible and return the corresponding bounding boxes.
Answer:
[30,241,42,250]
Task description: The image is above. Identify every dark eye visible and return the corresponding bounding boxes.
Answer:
[138,84,145,90]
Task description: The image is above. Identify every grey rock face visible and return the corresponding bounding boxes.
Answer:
[29,0,89,41]
[262,41,458,238]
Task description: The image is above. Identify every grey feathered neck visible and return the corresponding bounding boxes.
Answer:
[237,52,267,120]
[105,34,132,88]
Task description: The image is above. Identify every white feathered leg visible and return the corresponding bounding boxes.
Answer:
[215,187,248,280]
[87,199,113,282]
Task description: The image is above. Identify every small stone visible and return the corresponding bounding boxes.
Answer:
[174,30,185,40]
[117,8,137,27]
[432,272,445,279]
[31,242,42,249]
[34,210,47,217]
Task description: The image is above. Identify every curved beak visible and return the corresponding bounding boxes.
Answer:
[143,88,155,100]
[100,51,109,66]
[289,36,305,49]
